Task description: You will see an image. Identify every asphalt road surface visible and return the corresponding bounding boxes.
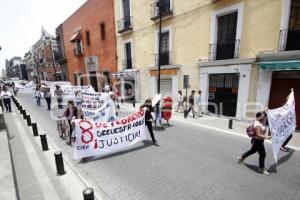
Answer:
[16,93,300,200]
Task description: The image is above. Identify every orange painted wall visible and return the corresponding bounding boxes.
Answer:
[62,0,117,85]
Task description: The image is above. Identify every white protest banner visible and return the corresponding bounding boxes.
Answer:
[73,109,146,159]
[62,85,95,99]
[18,81,35,93]
[266,90,296,162]
[82,99,116,122]
[152,94,162,107]
[81,91,111,110]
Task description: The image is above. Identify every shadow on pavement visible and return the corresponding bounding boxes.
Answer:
[268,150,295,174]
[79,140,154,163]
[244,163,259,173]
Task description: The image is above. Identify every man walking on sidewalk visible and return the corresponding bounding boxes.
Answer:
[187,90,196,118]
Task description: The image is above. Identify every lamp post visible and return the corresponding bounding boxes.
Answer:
[154,0,165,130]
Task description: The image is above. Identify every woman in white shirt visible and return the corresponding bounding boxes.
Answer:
[1,86,12,112]
[237,111,272,175]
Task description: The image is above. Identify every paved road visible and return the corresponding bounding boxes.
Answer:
[17,93,300,200]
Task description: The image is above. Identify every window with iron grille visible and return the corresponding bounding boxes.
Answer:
[123,0,131,28]
[124,42,132,69]
[216,12,237,60]
[160,31,170,65]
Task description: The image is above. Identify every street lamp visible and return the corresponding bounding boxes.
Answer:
[154,0,165,130]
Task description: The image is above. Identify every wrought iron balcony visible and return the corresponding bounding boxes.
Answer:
[150,0,173,20]
[155,51,172,66]
[209,39,240,61]
[122,58,133,69]
[117,16,133,33]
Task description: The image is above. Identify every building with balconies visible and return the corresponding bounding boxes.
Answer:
[114,0,300,125]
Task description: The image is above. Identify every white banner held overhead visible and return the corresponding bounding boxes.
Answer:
[266,90,296,162]
[81,91,111,110]
[73,109,146,159]
[82,99,116,122]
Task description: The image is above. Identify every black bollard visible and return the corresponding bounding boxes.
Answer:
[26,115,32,126]
[54,151,66,175]
[22,110,27,119]
[32,123,39,136]
[40,134,49,151]
[184,109,188,119]
[228,119,233,129]
[83,188,94,200]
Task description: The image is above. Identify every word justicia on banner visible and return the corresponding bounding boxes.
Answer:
[73,109,146,159]
[267,90,296,162]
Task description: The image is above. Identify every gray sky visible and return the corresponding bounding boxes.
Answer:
[0,0,86,71]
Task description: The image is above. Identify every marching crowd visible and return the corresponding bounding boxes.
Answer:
[0,81,296,176]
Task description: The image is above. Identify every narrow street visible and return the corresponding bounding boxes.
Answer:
[16,93,300,200]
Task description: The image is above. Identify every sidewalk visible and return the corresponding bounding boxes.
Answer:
[0,110,17,200]
[120,102,300,149]
[3,104,97,200]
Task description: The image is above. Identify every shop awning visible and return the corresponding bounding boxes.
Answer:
[69,31,81,42]
[259,60,300,71]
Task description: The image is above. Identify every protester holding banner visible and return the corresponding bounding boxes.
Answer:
[238,111,272,175]
[44,88,52,110]
[63,100,78,135]
[75,90,83,108]
[280,135,293,152]
[54,85,64,109]
[140,99,157,145]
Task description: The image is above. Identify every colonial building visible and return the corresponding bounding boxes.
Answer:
[28,28,61,82]
[56,24,68,81]
[62,0,117,92]
[114,0,299,127]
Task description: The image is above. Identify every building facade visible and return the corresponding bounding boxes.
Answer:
[5,57,23,79]
[62,0,117,92]
[114,0,299,126]
[56,24,68,81]
[29,28,61,82]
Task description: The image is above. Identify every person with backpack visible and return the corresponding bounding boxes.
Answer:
[237,111,272,175]
[140,98,158,145]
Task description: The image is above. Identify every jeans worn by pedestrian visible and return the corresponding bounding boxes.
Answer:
[3,98,12,112]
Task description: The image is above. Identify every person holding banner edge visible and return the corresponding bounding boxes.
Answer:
[140,99,158,145]
[238,111,272,175]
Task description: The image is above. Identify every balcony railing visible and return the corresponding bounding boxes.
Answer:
[117,16,133,33]
[155,51,172,66]
[209,39,240,61]
[150,0,173,20]
[278,28,300,51]
[122,58,133,69]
